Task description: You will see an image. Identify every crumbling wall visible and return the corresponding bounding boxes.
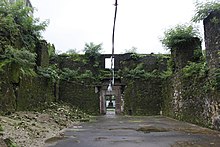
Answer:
[17,76,55,111]
[124,78,163,115]
[36,40,49,68]
[0,68,17,114]
[121,54,167,116]
[162,11,220,130]
[0,40,55,113]
[59,80,99,115]
[204,11,220,69]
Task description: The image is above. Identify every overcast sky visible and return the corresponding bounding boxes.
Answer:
[31,0,205,54]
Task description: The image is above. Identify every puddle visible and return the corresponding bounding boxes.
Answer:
[45,136,68,144]
[109,127,136,131]
[95,136,108,141]
[136,126,169,133]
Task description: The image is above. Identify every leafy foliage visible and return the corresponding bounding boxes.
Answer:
[192,1,220,23]
[0,46,36,76]
[182,62,208,79]
[161,24,200,49]
[37,65,60,83]
[124,46,137,54]
[66,48,79,55]
[83,42,102,67]
[0,0,48,75]
[60,68,94,81]
[121,63,161,79]
[47,43,56,57]
[83,42,102,58]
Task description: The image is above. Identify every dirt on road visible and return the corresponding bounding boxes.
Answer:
[0,102,90,147]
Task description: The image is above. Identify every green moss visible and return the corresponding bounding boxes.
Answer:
[0,124,3,132]
[4,138,17,147]
[124,78,163,116]
[59,80,100,115]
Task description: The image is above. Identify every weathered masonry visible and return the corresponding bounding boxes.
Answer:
[1,9,220,130]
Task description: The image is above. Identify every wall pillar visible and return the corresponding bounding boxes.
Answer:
[115,86,122,115]
[204,11,220,69]
[171,37,202,72]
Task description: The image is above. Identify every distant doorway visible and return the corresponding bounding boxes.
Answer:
[105,95,115,115]
[99,78,125,115]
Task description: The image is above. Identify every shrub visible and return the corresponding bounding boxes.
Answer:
[192,1,220,23]
[161,24,200,49]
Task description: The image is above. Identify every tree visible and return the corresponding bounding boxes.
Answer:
[66,48,79,55]
[83,42,103,57]
[192,0,220,23]
[0,0,48,75]
[83,42,103,67]
[124,46,137,54]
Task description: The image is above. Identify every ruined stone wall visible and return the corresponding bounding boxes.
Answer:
[162,74,216,128]
[59,80,99,115]
[171,37,202,72]
[0,70,56,113]
[17,76,56,111]
[124,78,163,115]
[36,40,49,68]
[0,67,17,113]
[204,11,220,69]
[121,54,167,116]
[0,40,55,113]
[162,11,220,130]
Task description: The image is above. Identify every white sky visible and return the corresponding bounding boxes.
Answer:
[31,0,205,54]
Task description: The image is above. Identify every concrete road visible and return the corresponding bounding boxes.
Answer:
[47,114,220,147]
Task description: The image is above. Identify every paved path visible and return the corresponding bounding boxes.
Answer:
[47,114,220,147]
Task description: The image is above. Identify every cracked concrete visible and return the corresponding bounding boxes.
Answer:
[47,114,220,147]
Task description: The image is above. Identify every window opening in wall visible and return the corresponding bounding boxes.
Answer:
[105,58,114,69]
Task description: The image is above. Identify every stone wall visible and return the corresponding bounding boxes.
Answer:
[124,78,163,115]
[120,54,167,115]
[0,67,17,113]
[204,11,220,69]
[162,11,220,130]
[0,40,55,114]
[171,37,202,72]
[0,70,56,113]
[17,76,56,111]
[59,80,99,115]
[36,40,49,68]
[163,74,211,127]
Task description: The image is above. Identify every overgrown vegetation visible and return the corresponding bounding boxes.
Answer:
[120,63,161,79]
[0,0,48,75]
[192,0,220,23]
[182,62,208,79]
[60,68,94,82]
[161,24,200,49]
[37,65,59,83]
[83,42,102,67]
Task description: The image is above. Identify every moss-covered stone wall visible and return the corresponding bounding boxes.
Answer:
[162,11,220,130]
[162,71,220,129]
[0,69,17,113]
[0,40,55,113]
[59,80,99,115]
[17,76,56,111]
[124,78,163,115]
[0,70,55,113]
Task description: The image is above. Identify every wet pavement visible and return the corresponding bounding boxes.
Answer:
[47,113,220,147]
